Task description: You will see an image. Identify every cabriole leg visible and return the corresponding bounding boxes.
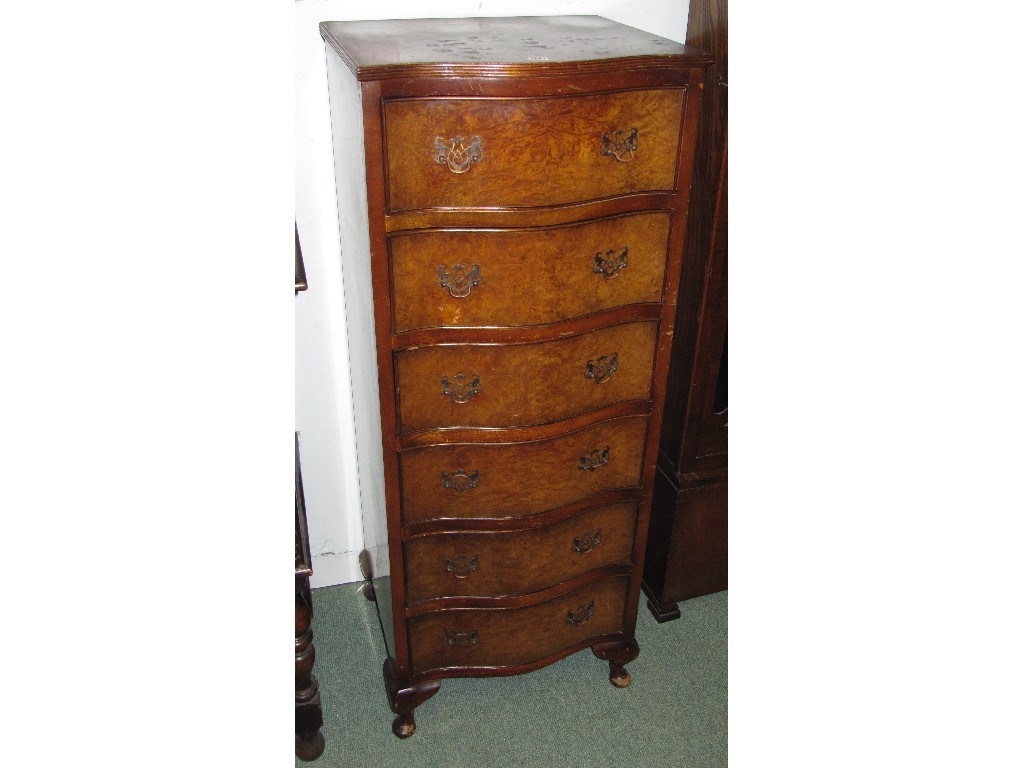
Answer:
[592,638,641,688]
[384,658,441,739]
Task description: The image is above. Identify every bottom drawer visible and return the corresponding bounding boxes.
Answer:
[408,576,628,676]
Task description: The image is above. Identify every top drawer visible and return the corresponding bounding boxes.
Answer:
[383,89,686,212]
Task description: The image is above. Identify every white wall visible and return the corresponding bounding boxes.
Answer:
[295,0,688,587]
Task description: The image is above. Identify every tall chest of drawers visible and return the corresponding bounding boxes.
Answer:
[321,16,711,738]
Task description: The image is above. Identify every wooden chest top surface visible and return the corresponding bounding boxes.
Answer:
[320,16,711,80]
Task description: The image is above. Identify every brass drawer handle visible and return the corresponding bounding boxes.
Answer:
[585,352,618,384]
[594,247,628,279]
[601,127,638,163]
[434,135,483,174]
[445,629,479,647]
[437,263,481,298]
[572,529,602,554]
[440,469,480,493]
[567,600,596,627]
[441,373,481,403]
[578,446,610,472]
[444,554,479,579]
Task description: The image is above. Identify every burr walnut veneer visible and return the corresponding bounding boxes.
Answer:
[321,15,711,738]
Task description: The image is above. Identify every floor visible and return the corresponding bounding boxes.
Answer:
[299,583,727,767]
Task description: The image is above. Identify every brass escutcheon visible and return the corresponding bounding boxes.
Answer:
[440,468,480,493]
[444,554,479,579]
[572,529,602,554]
[585,352,619,384]
[437,263,481,298]
[601,127,638,162]
[445,628,479,647]
[594,248,629,279]
[434,135,483,174]
[578,446,610,472]
[566,600,596,626]
[441,373,481,404]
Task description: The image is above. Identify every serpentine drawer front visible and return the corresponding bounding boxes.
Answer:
[403,501,638,604]
[384,90,685,211]
[395,321,658,432]
[321,15,711,738]
[390,211,671,332]
[407,576,630,676]
[398,415,648,525]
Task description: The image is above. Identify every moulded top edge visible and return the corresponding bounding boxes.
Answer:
[319,16,712,80]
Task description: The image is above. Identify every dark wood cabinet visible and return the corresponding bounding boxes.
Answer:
[321,16,711,737]
[642,0,729,621]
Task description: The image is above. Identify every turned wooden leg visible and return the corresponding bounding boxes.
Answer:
[296,728,326,761]
[383,658,441,739]
[296,583,325,760]
[592,638,640,688]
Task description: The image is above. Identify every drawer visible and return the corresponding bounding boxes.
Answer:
[408,575,628,675]
[404,501,637,604]
[399,415,648,525]
[384,89,686,211]
[391,212,671,332]
[396,321,658,433]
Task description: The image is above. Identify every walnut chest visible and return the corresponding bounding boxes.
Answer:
[320,15,711,738]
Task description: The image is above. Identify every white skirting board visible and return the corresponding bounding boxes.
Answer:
[309,550,363,589]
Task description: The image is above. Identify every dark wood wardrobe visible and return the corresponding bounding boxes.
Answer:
[642,0,728,621]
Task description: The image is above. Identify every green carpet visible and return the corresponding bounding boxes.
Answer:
[300,583,727,767]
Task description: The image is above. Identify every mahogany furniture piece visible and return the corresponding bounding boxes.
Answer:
[321,16,711,738]
[295,234,325,761]
[641,0,728,621]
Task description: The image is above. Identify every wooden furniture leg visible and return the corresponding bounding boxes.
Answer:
[294,429,324,760]
[592,638,641,688]
[384,659,441,739]
[295,582,325,760]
